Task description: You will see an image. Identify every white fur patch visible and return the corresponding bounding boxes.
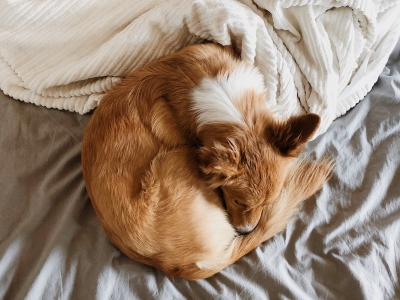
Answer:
[236,224,255,234]
[190,193,236,270]
[191,63,266,130]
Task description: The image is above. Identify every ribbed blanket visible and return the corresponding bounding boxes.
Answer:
[1,0,399,137]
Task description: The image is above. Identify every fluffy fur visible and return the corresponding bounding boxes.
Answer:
[81,43,333,280]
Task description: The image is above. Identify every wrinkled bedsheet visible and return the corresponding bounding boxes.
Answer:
[1,41,399,300]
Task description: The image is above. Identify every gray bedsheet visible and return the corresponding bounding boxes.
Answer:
[1,39,399,299]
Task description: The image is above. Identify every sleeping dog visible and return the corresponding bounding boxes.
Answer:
[81,43,333,279]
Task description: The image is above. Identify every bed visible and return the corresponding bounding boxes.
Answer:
[1,1,400,299]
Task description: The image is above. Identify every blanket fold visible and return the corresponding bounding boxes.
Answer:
[1,0,399,137]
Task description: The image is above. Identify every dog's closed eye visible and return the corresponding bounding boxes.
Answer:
[234,199,246,207]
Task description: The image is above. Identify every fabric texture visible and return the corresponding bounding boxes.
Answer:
[0,36,400,300]
[1,0,400,137]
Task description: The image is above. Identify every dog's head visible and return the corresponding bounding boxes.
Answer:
[198,113,320,234]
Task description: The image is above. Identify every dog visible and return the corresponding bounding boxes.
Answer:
[81,43,333,280]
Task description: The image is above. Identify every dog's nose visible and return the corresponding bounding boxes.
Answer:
[235,225,255,234]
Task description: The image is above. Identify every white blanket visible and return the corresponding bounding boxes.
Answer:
[1,0,399,137]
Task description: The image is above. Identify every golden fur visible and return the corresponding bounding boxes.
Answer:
[81,43,333,280]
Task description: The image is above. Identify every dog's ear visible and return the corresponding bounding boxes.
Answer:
[266,113,320,157]
[198,138,242,186]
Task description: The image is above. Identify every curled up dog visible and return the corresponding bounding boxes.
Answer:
[81,43,333,280]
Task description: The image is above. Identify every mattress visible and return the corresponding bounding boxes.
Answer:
[0,39,399,299]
